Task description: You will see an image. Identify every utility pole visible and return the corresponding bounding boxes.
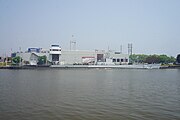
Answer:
[70,35,76,50]
[128,43,133,55]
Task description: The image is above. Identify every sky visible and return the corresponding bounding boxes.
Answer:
[0,0,180,57]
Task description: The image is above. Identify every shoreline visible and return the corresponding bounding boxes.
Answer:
[1,64,180,70]
[0,64,163,69]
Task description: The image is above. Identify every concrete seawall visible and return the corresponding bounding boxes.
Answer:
[0,64,162,69]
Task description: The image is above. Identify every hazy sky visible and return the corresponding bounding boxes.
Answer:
[0,0,180,57]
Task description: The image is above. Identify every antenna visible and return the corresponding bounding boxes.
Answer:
[70,41,71,50]
[120,45,122,54]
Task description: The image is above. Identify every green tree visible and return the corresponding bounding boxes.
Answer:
[130,54,176,64]
[159,55,175,64]
[37,55,47,65]
[159,55,168,63]
[169,56,176,63]
[145,55,159,64]
[138,54,148,63]
[129,54,148,63]
[129,54,138,63]
[12,56,21,64]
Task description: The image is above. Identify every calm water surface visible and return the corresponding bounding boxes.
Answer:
[0,69,180,120]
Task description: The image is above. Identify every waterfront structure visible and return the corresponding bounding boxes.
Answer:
[12,45,129,66]
[49,45,61,64]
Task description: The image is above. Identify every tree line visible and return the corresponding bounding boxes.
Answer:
[129,54,176,64]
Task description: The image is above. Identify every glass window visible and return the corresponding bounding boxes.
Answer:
[113,59,116,62]
[117,59,120,62]
[51,45,59,47]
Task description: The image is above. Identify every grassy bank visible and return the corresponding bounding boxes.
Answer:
[0,62,11,67]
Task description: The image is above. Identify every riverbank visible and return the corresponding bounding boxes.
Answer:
[0,65,50,69]
[160,64,180,69]
[0,64,161,69]
[2,64,180,69]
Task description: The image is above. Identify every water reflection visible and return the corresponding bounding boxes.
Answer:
[0,69,180,120]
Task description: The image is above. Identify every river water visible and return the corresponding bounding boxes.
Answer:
[0,68,180,120]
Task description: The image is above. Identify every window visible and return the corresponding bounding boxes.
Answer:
[50,49,61,51]
[52,49,59,51]
[52,54,59,61]
[51,45,59,47]
[97,54,104,62]
[113,59,116,62]
[121,59,124,62]
[117,59,120,62]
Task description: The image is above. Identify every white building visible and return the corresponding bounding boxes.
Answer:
[13,45,129,66]
[49,45,61,64]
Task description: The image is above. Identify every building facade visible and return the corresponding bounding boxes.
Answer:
[12,45,129,66]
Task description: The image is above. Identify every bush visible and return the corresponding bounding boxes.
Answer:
[12,56,22,64]
[37,55,47,65]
